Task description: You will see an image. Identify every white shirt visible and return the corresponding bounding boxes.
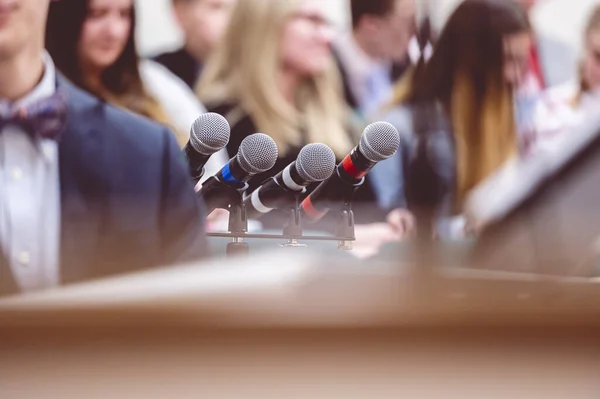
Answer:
[407,36,433,64]
[336,34,431,117]
[139,59,228,179]
[0,52,60,292]
[530,81,600,151]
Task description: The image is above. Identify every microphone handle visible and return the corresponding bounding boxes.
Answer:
[341,145,377,179]
[197,155,256,214]
[301,165,364,220]
[198,176,246,214]
[300,144,386,220]
[243,162,310,219]
[245,177,303,219]
[183,142,210,182]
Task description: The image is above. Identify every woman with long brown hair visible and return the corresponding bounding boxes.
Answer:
[372,0,532,238]
[45,0,216,151]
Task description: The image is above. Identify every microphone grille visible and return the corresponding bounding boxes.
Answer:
[189,113,231,155]
[237,133,279,174]
[360,121,401,162]
[295,143,336,183]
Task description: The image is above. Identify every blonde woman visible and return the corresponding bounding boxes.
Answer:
[197,0,405,252]
[199,0,352,164]
[198,0,394,227]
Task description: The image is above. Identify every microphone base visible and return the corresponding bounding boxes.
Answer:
[282,207,303,237]
[279,239,308,248]
[334,208,356,242]
[207,232,354,241]
[338,241,354,251]
[226,239,250,257]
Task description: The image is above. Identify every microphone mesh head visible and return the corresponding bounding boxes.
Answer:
[189,113,231,155]
[237,133,279,174]
[360,121,401,162]
[296,143,336,183]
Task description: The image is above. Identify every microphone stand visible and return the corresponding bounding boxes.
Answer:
[202,177,250,257]
[323,182,359,250]
[280,191,356,250]
[281,192,307,248]
[205,186,357,255]
[226,199,249,257]
[334,205,356,251]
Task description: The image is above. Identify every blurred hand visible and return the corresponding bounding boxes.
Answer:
[463,209,489,237]
[463,218,485,237]
[352,222,405,259]
[196,181,230,230]
[205,208,230,232]
[207,208,228,222]
[386,208,416,238]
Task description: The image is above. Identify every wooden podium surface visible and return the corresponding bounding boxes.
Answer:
[2,252,600,398]
[2,325,600,398]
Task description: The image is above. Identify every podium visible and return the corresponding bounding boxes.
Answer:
[1,252,600,398]
[469,115,600,276]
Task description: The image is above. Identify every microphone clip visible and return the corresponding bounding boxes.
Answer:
[335,207,356,250]
[200,176,251,256]
[206,189,357,255]
[224,187,249,256]
[281,192,356,250]
[280,192,307,248]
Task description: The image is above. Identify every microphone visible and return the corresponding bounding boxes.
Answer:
[301,121,401,221]
[243,143,336,219]
[183,112,231,182]
[199,133,278,213]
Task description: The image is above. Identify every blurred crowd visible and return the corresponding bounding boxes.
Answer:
[46,0,599,245]
[2,0,600,296]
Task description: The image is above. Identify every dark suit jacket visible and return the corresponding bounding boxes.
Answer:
[153,48,202,90]
[0,78,207,296]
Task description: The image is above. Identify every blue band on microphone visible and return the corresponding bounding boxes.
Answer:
[221,163,245,184]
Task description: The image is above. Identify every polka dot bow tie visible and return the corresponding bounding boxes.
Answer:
[0,89,68,141]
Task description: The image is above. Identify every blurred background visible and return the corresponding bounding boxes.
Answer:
[4,1,600,396]
[138,0,598,56]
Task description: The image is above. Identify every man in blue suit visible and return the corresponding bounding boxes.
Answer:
[0,0,206,296]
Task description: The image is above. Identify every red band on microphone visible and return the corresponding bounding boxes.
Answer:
[301,196,327,220]
[341,154,367,179]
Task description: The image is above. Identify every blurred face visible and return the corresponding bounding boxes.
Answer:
[503,32,532,86]
[174,0,237,62]
[0,0,50,61]
[379,0,416,61]
[78,0,132,73]
[583,30,600,90]
[280,0,334,77]
[359,0,416,61]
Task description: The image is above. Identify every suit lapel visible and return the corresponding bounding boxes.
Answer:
[58,79,107,284]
